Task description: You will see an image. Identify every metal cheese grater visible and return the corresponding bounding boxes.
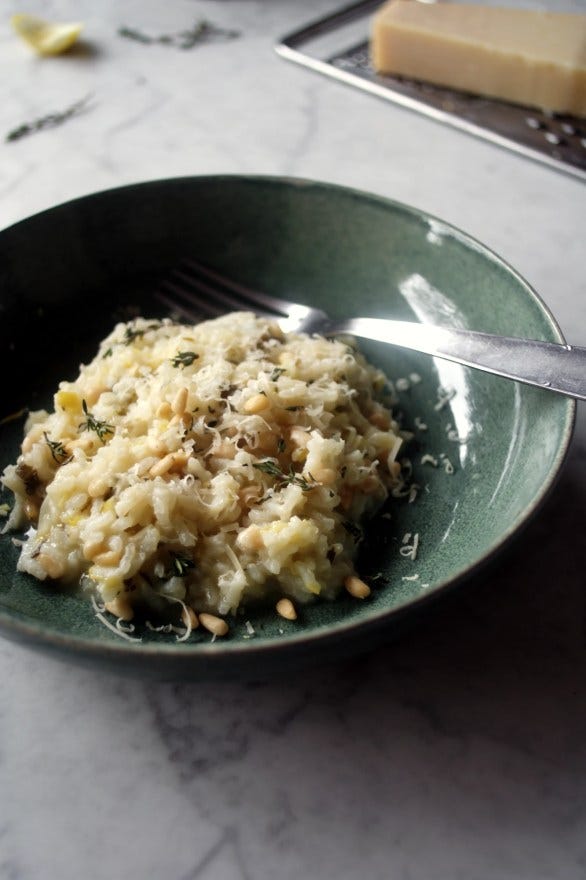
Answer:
[275,0,586,182]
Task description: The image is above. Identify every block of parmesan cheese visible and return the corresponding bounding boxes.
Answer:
[371,1,586,117]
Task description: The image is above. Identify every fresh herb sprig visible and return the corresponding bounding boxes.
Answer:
[44,432,71,464]
[118,20,240,50]
[253,459,316,492]
[171,351,199,368]
[78,400,114,442]
[122,322,162,346]
[6,95,92,144]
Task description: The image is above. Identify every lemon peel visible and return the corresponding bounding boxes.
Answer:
[11,13,83,56]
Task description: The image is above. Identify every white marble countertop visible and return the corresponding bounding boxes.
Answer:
[1,2,585,878]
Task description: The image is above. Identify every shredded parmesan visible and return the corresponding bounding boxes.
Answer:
[91,596,142,643]
[1,312,413,628]
[399,532,419,560]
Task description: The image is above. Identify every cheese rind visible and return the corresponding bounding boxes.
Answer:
[371,1,586,117]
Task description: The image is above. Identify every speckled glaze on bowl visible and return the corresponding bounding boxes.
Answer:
[0,176,575,679]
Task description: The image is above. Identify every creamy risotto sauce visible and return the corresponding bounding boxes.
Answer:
[1,312,408,628]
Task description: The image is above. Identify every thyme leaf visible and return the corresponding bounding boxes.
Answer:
[171,351,199,368]
[118,20,240,50]
[43,432,71,464]
[252,459,316,492]
[270,367,286,382]
[78,400,114,442]
[6,95,92,144]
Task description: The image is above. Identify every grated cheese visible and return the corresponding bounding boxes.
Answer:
[2,312,413,629]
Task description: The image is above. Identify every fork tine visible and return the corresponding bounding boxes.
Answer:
[173,268,256,315]
[157,282,224,322]
[182,258,296,317]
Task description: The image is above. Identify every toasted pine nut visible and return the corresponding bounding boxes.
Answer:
[172,386,189,415]
[276,598,297,620]
[149,451,187,477]
[236,524,264,552]
[105,596,134,621]
[93,548,123,567]
[156,401,173,419]
[199,613,229,637]
[38,553,65,579]
[243,393,270,415]
[181,606,199,630]
[344,575,371,599]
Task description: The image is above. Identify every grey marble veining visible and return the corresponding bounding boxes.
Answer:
[1,1,585,878]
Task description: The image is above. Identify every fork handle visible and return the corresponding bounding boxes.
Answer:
[329,318,586,401]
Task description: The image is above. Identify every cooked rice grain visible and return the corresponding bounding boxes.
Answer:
[1,312,408,617]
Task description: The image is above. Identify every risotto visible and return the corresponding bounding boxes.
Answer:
[1,312,409,632]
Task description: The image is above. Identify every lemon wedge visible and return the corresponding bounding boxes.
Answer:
[11,13,83,56]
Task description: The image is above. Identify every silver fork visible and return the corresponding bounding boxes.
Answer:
[157,259,586,401]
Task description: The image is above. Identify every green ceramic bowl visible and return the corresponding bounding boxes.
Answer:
[0,176,574,679]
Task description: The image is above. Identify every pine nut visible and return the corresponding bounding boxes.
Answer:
[243,393,270,414]
[172,386,189,415]
[199,613,229,637]
[181,606,199,630]
[156,401,173,419]
[236,524,264,551]
[105,596,134,621]
[344,575,371,599]
[149,451,187,477]
[276,598,297,620]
